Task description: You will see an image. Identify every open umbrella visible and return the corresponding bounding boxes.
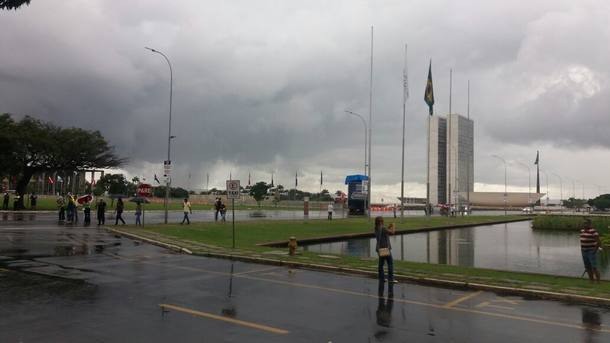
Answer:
[77,194,93,204]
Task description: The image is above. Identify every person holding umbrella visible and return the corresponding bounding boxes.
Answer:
[77,194,93,225]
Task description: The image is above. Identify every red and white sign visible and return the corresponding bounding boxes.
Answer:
[137,183,153,197]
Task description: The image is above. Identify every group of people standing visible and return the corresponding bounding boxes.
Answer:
[56,194,127,226]
[2,192,38,211]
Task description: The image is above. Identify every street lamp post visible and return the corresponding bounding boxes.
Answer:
[492,155,507,215]
[551,172,563,213]
[515,161,531,209]
[145,47,173,224]
[345,110,368,216]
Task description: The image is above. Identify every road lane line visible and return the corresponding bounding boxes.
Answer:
[234,266,280,276]
[476,301,515,311]
[103,253,610,334]
[443,291,483,308]
[159,303,289,335]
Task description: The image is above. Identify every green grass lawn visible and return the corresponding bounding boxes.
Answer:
[139,215,526,249]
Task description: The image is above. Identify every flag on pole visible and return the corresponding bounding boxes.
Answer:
[57,175,63,183]
[295,171,298,188]
[320,170,323,186]
[248,172,251,186]
[48,176,54,184]
[424,60,434,115]
[534,151,539,165]
[154,174,160,184]
[271,173,274,187]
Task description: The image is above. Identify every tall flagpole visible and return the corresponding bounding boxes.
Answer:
[466,80,471,209]
[447,69,453,204]
[400,44,408,220]
[367,25,374,219]
[425,60,432,216]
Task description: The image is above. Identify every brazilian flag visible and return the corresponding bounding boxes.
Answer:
[424,60,434,115]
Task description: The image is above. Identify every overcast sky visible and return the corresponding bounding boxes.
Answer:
[2,0,609,201]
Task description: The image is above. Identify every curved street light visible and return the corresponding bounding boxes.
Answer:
[492,154,507,215]
[551,172,563,213]
[514,160,531,209]
[145,47,173,224]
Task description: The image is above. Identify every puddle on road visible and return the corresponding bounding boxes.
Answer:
[0,268,96,303]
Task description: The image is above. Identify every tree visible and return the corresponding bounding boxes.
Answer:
[93,174,129,196]
[0,0,30,10]
[249,181,270,206]
[0,114,124,209]
[563,197,587,209]
[589,194,610,211]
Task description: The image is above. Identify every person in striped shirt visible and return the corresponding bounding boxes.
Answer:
[580,218,601,282]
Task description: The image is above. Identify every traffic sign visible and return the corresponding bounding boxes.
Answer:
[163,160,172,176]
[226,180,240,199]
[137,183,153,197]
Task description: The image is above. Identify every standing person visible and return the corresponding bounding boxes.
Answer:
[12,194,20,211]
[83,199,91,225]
[29,193,38,210]
[73,194,79,223]
[114,197,125,225]
[181,198,192,225]
[214,197,222,222]
[393,204,397,218]
[96,198,107,226]
[374,216,397,283]
[580,218,602,283]
[220,202,226,222]
[135,202,142,226]
[3,192,9,210]
[327,202,334,220]
[65,193,74,223]
[57,194,65,221]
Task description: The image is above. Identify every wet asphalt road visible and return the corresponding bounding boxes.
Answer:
[1,222,610,342]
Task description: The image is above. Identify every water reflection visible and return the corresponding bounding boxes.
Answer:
[222,262,237,318]
[374,280,394,340]
[304,221,610,280]
[581,308,602,343]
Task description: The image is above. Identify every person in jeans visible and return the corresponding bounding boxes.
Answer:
[96,198,107,225]
[135,202,142,226]
[115,198,125,225]
[374,216,396,283]
[57,195,65,221]
[181,198,192,225]
[580,218,602,282]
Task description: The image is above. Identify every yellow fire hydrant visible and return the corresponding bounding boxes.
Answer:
[288,236,297,256]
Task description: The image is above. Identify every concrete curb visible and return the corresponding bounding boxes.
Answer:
[106,227,194,255]
[107,226,610,307]
[259,217,533,247]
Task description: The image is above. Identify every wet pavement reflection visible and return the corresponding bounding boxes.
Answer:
[304,220,610,280]
[2,222,610,342]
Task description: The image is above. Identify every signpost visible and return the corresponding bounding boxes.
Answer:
[226,180,240,249]
[163,160,171,224]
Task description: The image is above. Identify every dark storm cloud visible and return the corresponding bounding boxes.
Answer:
[2,0,610,199]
